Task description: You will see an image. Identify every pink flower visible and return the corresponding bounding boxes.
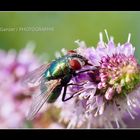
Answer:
[55,31,140,128]
[0,41,41,128]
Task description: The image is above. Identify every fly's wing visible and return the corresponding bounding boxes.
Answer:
[27,79,61,120]
[22,63,50,87]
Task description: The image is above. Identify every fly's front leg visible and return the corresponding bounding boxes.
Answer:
[67,82,86,86]
[75,67,97,75]
[72,67,97,77]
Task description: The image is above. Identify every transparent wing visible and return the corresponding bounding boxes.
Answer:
[22,63,50,87]
[27,79,61,120]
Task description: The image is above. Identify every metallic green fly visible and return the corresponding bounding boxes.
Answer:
[22,50,94,120]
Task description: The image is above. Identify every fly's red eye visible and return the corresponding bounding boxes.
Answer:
[69,59,82,70]
[68,50,77,54]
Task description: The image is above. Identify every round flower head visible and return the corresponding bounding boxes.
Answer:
[56,31,140,128]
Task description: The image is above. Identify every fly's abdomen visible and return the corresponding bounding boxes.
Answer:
[47,85,62,103]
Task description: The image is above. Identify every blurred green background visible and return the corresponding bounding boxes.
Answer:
[0,12,140,61]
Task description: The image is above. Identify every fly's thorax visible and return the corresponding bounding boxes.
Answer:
[44,56,72,80]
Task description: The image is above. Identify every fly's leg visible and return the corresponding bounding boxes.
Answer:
[62,68,93,102]
[74,67,97,76]
[62,82,87,102]
[67,82,86,86]
[62,85,72,102]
